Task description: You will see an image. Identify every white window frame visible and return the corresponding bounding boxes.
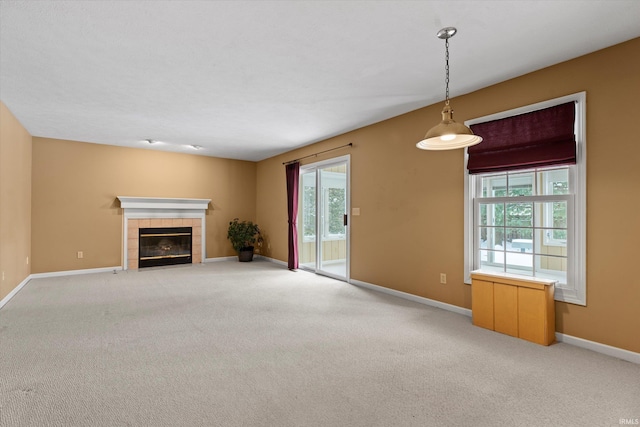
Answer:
[298,154,351,280]
[473,172,572,278]
[464,92,587,306]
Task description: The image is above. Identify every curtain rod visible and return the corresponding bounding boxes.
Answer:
[282,143,353,165]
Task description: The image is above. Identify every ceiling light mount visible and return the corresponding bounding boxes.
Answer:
[416,27,482,150]
[436,27,457,40]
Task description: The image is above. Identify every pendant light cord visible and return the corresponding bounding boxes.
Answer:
[444,37,450,106]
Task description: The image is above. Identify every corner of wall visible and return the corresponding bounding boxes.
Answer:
[0,101,33,300]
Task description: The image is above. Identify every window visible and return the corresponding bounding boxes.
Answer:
[325,186,346,238]
[475,167,570,281]
[301,167,347,242]
[464,93,586,305]
[302,175,316,241]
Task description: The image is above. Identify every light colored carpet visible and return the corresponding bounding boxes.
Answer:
[1,260,638,427]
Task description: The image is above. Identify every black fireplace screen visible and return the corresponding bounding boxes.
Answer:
[138,227,192,268]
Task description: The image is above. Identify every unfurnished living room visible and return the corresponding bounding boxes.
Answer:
[1,2,639,426]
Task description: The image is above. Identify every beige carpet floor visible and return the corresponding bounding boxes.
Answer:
[1,260,638,426]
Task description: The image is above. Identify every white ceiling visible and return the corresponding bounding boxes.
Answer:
[1,1,639,161]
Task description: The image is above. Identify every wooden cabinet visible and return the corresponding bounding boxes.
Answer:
[471,271,556,346]
[494,282,518,337]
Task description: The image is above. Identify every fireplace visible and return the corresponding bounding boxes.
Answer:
[139,227,192,268]
[117,197,211,270]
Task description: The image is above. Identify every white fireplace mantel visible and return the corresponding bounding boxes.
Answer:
[117,197,211,269]
[117,196,211,211]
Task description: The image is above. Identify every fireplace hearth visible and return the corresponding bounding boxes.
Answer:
[139,227,192,268]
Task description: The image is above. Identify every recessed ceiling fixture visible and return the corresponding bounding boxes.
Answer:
[416,27,482,150]
[145,139,156,144]
[190,145,202,150]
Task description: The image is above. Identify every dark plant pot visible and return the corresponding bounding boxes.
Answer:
[238,246,254,262]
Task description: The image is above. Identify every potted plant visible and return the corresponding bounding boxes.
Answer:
[227,218,262,262]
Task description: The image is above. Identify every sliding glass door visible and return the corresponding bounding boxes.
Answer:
[299,156,350,280]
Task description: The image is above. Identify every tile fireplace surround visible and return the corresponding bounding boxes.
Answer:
[117,197,211,270]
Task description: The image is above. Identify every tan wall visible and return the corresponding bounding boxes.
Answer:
[0,102,32,300]
[31,138,256,273]
[257,38,640,353]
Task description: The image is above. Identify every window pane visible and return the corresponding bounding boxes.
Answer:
[479,203,504,226]
[480,249,504,273]
[481,174,506,198]
[540,168,569,196]
[552,201,568,229]
[506,203,533,227]
[535,202,567,246]
[301,173,316,239]
[327,187,345,235]
[506,225,533,274]
[537,255,567,284]
[303,186,316,237]
[506,253,533,276]
[507,228,533,253]
[538,254,567,273]
[300,171,317,268]
[535,228,551,252]
[479,227,502,251]
[479,204,487,226]
[508,172,534,196]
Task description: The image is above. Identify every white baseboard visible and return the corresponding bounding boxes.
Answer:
[349,278,473,318]
[30,266,123,279]
[256,255,289,268]
[555,333,640,364]
[204,256,238,263]
[348,278,639,364]
[0,275,31,310]
[206,255,285,264]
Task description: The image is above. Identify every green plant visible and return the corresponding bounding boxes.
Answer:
[227,218,262,252]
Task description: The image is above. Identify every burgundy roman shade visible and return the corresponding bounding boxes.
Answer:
[467,102,576,174]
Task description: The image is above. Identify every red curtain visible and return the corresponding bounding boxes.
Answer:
[467,102,576,174]
[285,162,300,270]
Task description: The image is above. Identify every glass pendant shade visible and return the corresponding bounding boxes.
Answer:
[416,104,482,150]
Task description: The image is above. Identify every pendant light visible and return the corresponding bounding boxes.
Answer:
[416,27,482,150]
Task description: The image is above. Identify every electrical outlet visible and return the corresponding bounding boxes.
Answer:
[26,256,29,265]
[2,271,4,281]
[77,251,84,259]
[440,273,447,284]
